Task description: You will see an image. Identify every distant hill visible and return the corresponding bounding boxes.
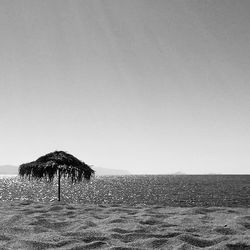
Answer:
[171,171,186,175]
[0,165,131,176]
[0,165,19,175]
[94,167,131,176]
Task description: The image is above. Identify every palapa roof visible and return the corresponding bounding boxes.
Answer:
[19,151,95,182]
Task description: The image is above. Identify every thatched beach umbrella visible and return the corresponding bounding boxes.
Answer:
[19,151,95,201]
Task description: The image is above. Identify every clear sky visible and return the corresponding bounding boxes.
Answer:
[0,0,250,174]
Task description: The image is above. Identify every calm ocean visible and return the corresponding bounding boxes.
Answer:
[0,175,249,207]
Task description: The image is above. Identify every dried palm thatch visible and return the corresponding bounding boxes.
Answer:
[19,151,95,201]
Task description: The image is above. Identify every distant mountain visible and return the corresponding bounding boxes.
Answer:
[0,165,131,176]
[171,171,186,175]
[94,167,131,176]
[0,165,19,175]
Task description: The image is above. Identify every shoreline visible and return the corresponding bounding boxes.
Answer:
[0,201,249,249]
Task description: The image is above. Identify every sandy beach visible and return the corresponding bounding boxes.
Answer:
[0,201,249,249]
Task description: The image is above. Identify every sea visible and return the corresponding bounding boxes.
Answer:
[0,175,249,207]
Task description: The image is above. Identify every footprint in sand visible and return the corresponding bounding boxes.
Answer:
[139,218,162,225]
[151,238,169,248]
[179,234,228,248]
[0,234,11,241]
[111,232,180,244]
[84,241,108,249]
[3,214,22,225]
[214,226,236,235]
[85,220,98,227]
[64,211,76,216]
[108,218,126,224]
[226,242,250,249]
[82,236,108,243]
[191,208,220,215]
[184,227,199,233]
[110,228,129,234]
[237,215,250,230]
[49,205,65,211]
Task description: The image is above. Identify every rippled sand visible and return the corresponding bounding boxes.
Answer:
[0,201,249,249]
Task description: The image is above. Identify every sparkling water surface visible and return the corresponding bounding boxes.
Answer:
[0,175,249,207]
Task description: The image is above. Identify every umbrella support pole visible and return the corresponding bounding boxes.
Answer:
[58,169,61,201]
